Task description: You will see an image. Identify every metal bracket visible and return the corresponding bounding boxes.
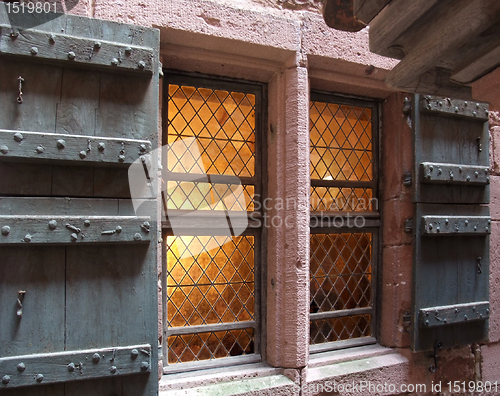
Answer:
[420,97,489,120]
[403,171,412,187]
[421,215,491,235]
[419,301,489,328]
[404,218,413,233]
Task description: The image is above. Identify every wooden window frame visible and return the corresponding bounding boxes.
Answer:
[161,71,267,373]
[309,91,381,354]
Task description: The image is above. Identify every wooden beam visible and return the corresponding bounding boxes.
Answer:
[353,0,392,25]
[452,44,500,84]
[385,1,500,92]
[369,0,440,58]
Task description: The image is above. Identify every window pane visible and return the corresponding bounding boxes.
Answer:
[310,233,372,313]
[310,315,371,344]
[168,329,255,364]
[310,100,373,182]
[167,235,255,327]
[310,186,373,212]
[168,85,256,177]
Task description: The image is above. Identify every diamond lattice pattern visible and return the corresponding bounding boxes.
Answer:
[167,235,255,327]
[168,328,254,364]
[168,84,256,177]
[310,233,372,314]
[166,181,254,211]
[310,187,374,212]
[310,315,371,344]
[310,101,372,182]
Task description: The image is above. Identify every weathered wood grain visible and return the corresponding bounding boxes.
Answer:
[0,25,154,74]
[0,129,152,166]
[0,197,119,215]
[0,247,65,357]
[353,0,392,24]
[0,345,151,388]
[0,162,52,196]
[0,216,151,244]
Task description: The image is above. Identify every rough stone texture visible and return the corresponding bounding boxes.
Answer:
[266,56,310,369]
[380,245,412,348]
[489,221,500,343]
[482,342,500,382]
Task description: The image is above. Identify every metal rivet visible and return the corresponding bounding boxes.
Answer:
[35,374,44,383]
[443,319,447,324]
[67,363,75,372]
[474,226,478,231]
[465,220,469,225]
[140,362,149,371]
[109,366,117,374]
[36,146,45,154]
[24,234,32,243]
[139,144,147,153]
[473,111,477,117]
[70,233,78,241]
[476,103,480,108]
[118,155,125,162]
[111,58,119,66]
[79,151,87,159]
[475,171,479,177]
[425,174,431,179]
[480,313,483,319]
[487,309,490,314]
[454,107,459,113]
[436,227,440,233]
[429,223,433,230]
[445,219,449,225]
[1,226,10,236]
[49,34,56,44]
[485,109,489,116]
[13,132,23,142]
[125,47,132,55]
[486,227,489,232]
[57,139,66,149]
[458,167,462,172]
[464,315,468,321]
[0,145,8,154]
[30,47,38,55]
[438,168,442,175]
[472,306,476,311]
[84,220,91,227]
[488,219,492,225]
[134,233,142,241]
[425,320,429,326]
[455,308,459,314]
[92,353,101,363]
[487,176,490,184]
[68,51,76,60]
[98,142,105,151]
[2,375,10,385]
[450,171,454,180]
[94,41,101,49]
[115,226,122,233]
[17,362,26,372]
[131,349,139,359]
[10,31,19,38]
[48,220,57,230]
[138,61,146,69]
[429,166,433,172]
[438,101,443,106]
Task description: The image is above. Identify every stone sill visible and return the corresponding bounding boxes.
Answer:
[159,363,297,395]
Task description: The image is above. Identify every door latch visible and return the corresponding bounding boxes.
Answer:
[17,76,24,104]
[429,341,443,373]
[17,290,26,318]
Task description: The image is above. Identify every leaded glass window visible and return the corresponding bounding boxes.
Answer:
[309,92,379,352]
[162,73,264,372]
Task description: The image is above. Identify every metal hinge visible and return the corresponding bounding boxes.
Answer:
[403,171,412,187]
[403,97,412,115]
[404,218,413,233]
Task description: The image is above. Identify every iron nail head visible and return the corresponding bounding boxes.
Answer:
[98,142,105,151]
[2,375,10,385]
[94,41,101,49]
[115,226,122,233]
[36,146,45,154]
[92,353,101,363]
[48,220,58,230]
[13,132,23,142]
[35,374,44,383]
[1,226,10,236]
[140,362,149,371]
[67,363,75,372]
[79,151,87,159]
[49,34,56,43]
[131,349,139,359]
[24,234,32,243]
[57,139,66,149]
[17,362,26,372]
[70,233,78,241]
[111,58,119,66]
[109,366,117,374]
[134,233,142,241]
[68,51,76,60]
[84,220,91,227]
[0,145,9,154]
[138,60,146,69]
[30,47,38,55]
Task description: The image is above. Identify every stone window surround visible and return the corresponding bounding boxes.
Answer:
[157,29,419,393]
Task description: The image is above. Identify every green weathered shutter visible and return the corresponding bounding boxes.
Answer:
[411,95,490,352]
[0,5,160,395]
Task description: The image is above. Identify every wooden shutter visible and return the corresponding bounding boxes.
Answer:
[0,5,160,395]
[411,95,490,352]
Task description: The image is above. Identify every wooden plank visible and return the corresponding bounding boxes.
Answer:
[419,97,488,120]
[385,1,500,91]
[0,129,152,166]
[52,165,94,197]
[0,25,154,74]
[0,215,152,244]
[0,59,61,132]
[419,302,489,328]
[0,197,119,216]
[55,68,99,136]
[0,162,52,196]
[369,0,440,58]
[421,215,491,235]
[353,0,392,24]
[420,163,489,185]
[0,384,64,396]
[0,345,151,388]
[93,168,132,198]
[452,46,500,84]
[0,247,65,357]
